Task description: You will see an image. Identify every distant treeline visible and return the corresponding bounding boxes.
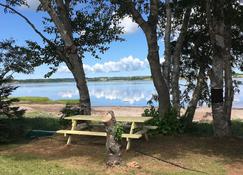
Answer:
[233,73,243,78]
[13,76,152,83]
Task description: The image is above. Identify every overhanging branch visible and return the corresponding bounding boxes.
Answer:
[0,3,52,45]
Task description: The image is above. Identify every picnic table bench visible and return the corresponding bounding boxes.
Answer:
[56,115,157,150]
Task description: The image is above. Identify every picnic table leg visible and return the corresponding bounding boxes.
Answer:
[144,132,149,141]
[126,122,136,150]
[67,120,77,145]
[143,124,149,141]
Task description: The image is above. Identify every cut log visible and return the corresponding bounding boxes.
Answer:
[103,111,122,167]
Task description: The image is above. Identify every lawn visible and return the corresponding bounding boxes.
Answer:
[1,135,243,175]
[1,112,243,175]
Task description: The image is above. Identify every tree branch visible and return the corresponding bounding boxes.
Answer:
[39,0,73,45]
[148,0,159,25]
[113,0,149,32]
[206,0,214,44]
[0,3,68,62]
[0,3,52,45]
[173,7,191,59]
[55,0,72,35]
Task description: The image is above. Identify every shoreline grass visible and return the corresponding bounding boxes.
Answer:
[11,96,79,104]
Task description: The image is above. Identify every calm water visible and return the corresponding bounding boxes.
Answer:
[11,79,243,107]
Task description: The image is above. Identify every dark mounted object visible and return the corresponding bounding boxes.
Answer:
[211,88,223,103]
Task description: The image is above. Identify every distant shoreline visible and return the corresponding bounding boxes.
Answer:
[13,76,152,83]
[12,74,243,83]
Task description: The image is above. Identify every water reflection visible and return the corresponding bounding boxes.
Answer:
[89,87,151,104]
[11,79,243,107]
[58,90,78,98]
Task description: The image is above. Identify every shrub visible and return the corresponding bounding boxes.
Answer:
[0,118,25,143]
[59,103,81,127]
[0,75,25,119]
[143,106,184,135]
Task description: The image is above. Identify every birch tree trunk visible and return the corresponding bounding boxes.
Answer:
[207,0,231,136]
[162,0,172,87]
[183,67,205,127]
[171,8,191,116]
[224,10,234,132]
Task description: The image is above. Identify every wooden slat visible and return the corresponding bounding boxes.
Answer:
[56,130,142,139]
[64,115,152,123]
[81,123,158,130]
[135,128,148,135]
[143,125,158,130]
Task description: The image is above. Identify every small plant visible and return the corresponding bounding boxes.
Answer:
[113,123,124,141]
[60,103,81,117]
[59,103,81,127]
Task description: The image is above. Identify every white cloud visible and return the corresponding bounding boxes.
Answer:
[58,66,70,73]
[19,0,40,10]
[58,56,148,73]
[119,16,139,34]
[240,0,243,6]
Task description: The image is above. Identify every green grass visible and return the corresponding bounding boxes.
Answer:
[185,119,243,137]
[0,135,238,175]
[12,96,79,104]
[0,111,243,174]
[0,154,94,175]
[1,111,243,174]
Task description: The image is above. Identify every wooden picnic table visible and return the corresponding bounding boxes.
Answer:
[56,115,157,150]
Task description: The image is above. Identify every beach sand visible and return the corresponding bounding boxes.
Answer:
[19,103,243,121]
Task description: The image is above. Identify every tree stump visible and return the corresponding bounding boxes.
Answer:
[102,111,122,167]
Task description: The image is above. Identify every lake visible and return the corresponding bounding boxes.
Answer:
[11,79,243,107]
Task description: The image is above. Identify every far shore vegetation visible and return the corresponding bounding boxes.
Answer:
[13,76,152,84]
[12,73,243,84]
[11,96,79,104]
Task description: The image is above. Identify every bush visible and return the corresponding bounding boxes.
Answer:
[0,118,25,143]
[0,75,25,119]
[143,106,184,135]
[59,103,81,127]
[0,112,65,143]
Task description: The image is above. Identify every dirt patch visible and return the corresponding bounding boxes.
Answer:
[226,162,243,175]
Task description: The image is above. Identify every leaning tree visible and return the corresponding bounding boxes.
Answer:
[0,0,123,115]
[111,0,170,117]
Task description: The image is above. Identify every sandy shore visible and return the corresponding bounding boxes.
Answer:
[19,103,243,121]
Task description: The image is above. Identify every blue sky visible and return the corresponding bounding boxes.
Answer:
[0,1,165,79]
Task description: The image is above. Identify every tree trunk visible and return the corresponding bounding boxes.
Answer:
[162,0,172,87]
[171,8,191,117]
[65,54,91,115]
[40,0,91,115]
[224,26,233,131]
[183,67,205,127]
[103,111,122,167]
[145,27,170,117]
[112,0,170,116]
[207,0,231,137]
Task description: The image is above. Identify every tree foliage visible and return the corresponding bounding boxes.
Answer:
[0,39,38,118]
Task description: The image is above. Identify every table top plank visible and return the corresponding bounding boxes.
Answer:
[64,115,153,123]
